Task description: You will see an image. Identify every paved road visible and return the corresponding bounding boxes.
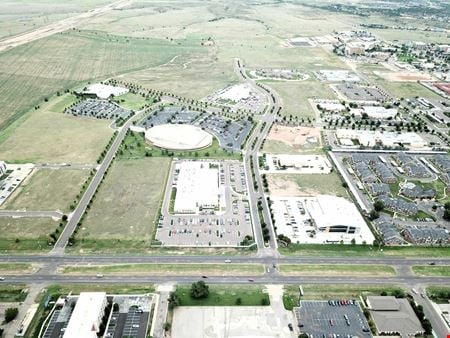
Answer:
[412,285,450,337]
[52,110,144,252]
[0,210,63,219]
[2,274,450,286]
[234,58,280,255]
[2,254,449,266]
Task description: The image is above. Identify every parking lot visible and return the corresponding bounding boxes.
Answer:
[139,106,252,152]
[156,160,254,247]
[139,106,201,128]
[294,301,372,337]
[65,99,131,120]
[333,83,386,102]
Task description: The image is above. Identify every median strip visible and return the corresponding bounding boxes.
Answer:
[59,263,265,276]
[278,264,396,277]
[412,265,450,277]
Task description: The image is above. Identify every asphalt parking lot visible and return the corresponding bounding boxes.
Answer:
[334,83,385,101]
[295,301,372,337]
[66,99,131,120]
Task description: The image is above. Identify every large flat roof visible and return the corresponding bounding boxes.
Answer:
[63,292,106,338]
[145,124,213,151]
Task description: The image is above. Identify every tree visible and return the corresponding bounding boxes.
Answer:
[168,292,180,309]
[5,308,18,323]
[373,200,384,212]
[190,281,209,299]
[261,298,269,305]
[235,297,242,305]
[164,322,171,331]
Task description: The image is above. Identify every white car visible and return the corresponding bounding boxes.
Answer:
[224,259,231,263]
[0,277,5,281]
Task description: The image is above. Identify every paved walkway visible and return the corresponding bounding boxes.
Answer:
[3,283,43,337]
[151,283,175,338]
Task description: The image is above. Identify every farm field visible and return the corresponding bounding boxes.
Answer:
[0,217,58,252]
[2,168,88,213]
[267,173,348,198]
[74,158,170,252]
[0,0,111,40]
[60,263,264,276]
[0,93,113,164]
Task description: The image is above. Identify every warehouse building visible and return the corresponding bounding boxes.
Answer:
[173,161,221,214]
[336,129,427,149]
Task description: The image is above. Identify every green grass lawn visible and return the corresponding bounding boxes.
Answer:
[0,284,28,302]
[0,217,59,252]
[279,264,396,277]
[279,243,450,257]
[60,263,264,276]
[118,131,241,160]
[268,173,348,198]
[0,93,113,164]
[283,284,405,309]
[2,168,88,213]
[75,158,170,252]
[113,92,155,111]
[412,265,450,277]
[174,285,270,306]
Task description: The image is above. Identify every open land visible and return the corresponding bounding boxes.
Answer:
[0,94,113,163]
[2,168,88,213]
[74,158,170,252]
[0,217,58,252]
[412,265,450,277]
[268,173,348,198]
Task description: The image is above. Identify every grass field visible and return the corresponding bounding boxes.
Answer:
[283,284,405,310]
[2,168,88,212]
[0,263,38,275]
[45,284,155,297]
[412,265,450,277]
[0,217,58,252]
[119,131,241,160]
[0,284,28,302]
[60,263,264,276]
[75,158,170,250]
[279,264,396,277]
[267,80,336,120]
[0,93,113,163]
[279,243,450,257]
[174,285,270,306]
[112,92,154,111]
[268,173,348,198]
[0,29,185,131]
[263,139,324,155]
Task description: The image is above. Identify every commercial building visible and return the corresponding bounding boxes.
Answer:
[336,129,427,149]
[271,195,375,244]
[81,83,128,99]
[173,161,221,214]
[361,106,397,119]
[263,154,332,174]
[63,292,107,338]
[367,296,424,337]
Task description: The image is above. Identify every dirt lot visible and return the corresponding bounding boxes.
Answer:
[266,125,321,148]
[374,71,434,82]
